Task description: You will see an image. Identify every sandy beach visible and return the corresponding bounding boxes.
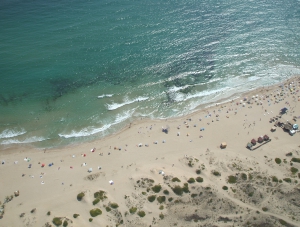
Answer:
[1,76,300,227]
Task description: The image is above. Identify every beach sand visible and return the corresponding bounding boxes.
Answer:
[1,76,300,227]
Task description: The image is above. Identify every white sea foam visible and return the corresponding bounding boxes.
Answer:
[106,96,149,111]
[59,109,135,138]
[97,94,114,98]
[1,136,47,145]
[0,128,27,139]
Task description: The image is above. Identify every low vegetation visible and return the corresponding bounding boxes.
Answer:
[110,203,119,209]
[157,196,166,203]
[94,190,107,201]
[129,207,137,214]
[148,195,156,202]
[93,198,100,205]
[172,186,183,196]
[262,207,268,212]
[77,192,85,201]
[90,208,102,217]
[272,176,278,182]
[137,211,146,218]
[275,158,282,164]
[187,178,195,183]
[73,214,80,218]
[212,170,221,176]
[222,186,228,190]
[106,207,111,212]
[159,213,164,219]
[291,158,300,163]
[283,178,292,183]
[152,185,162,193]
[291,167,298,174]
[172,177,181,182]
[196,177,203,183]
[241,173,247,180]
[63,220,68,227]
[196,169,201,174]
[163,189,169,195]
[52,217,62,226]
[228,175,237,184]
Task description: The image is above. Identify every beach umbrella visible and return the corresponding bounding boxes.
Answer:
[221,142,227,149]
[251,139,256,145]
[41,164,45,167]
[258,136,264,143]
[109,180,114,185]
[293,124,298,130]
[88,168,92,173]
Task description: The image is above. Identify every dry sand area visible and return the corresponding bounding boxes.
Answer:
[1,76,300,227]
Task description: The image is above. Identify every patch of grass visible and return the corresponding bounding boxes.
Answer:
[279,219,287,226]
[90,208,102,217]
[157,196,166,203]
[196,177,203,183]
[172,186,183,196]
[110,203,119,209]
[152,185,162,193]
[291,167,298,174]
[283,178,292,183]
[94,190,107,201]
[291,158,300,163]
[63,220,68,227]
[196,169,201,174]
[93,198,100,205]
[77,192,85,201]
[163,189,169,195]
[182,183,189,193]
[137,211,146,218]
[228,175,237,184]
[148,195,156,202]
[159,213,164,219]
[187,178,195,183]
[262,207,268,212]
[159,205,164,210]
[222,186,228,190]
[241,173,247,180]
[73,214,80,218]
[172,177,181,182]
[275,158,282,164]
[106,207,111,212]
[129,207,137,214]
[272,176,278,182]
[212,170,221,176]
[52,217,62,226]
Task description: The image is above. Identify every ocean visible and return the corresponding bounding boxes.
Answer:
[0,0,300,149]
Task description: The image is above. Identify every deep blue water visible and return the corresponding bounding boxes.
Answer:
[0,0,300,148]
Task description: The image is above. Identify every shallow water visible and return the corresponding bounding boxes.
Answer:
[0,0,300,148]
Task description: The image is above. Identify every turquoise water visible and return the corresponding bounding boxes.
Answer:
[0,0,300,148]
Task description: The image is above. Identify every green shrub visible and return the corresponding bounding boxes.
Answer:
[182,183,189,193]
[228,175,237,184]
[47,211,51,216]
[241,173,247,180]
[90,208,102,217]
[63,220,68,227]
[168,197,173,202]
[157,196,166,203]
[248,173,253,180]
[262,207,268,212]
[272,176,278,182]
[275,158,281,164]
[283,178,291,183]
[163,189,169,195]
[159,213,164,219]
[159,205,164,210]
[93,198,100,205]
[172,186,183,196]
[248,192,254,197]
[212,170,221,176]
[172,177,181,182]
[196,169,201,174]
[105,207,111,212]
[137,211,146,217]
[89,218,93,222]
[152,185,162,193]
[196,177,203,183]
[279,219,287,226]
[73,214,80,218]
[279,179,283,183]
[110,203,119,209]
[142,192,146,195]
[191,193,198,198]
[52,217,62,226]
[291,167,298,174]
[77,192,85,201]
[187,178,195,183]
[291,158,300,163]
[222,186,228,190]
[129,207,137,214]
[94,190,107,201]
[148,195,156,202]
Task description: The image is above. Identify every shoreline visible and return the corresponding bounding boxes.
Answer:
[0,75,300,226]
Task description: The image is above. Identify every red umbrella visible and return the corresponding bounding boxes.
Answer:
[251,139,256,145]
[41,164,45,167]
